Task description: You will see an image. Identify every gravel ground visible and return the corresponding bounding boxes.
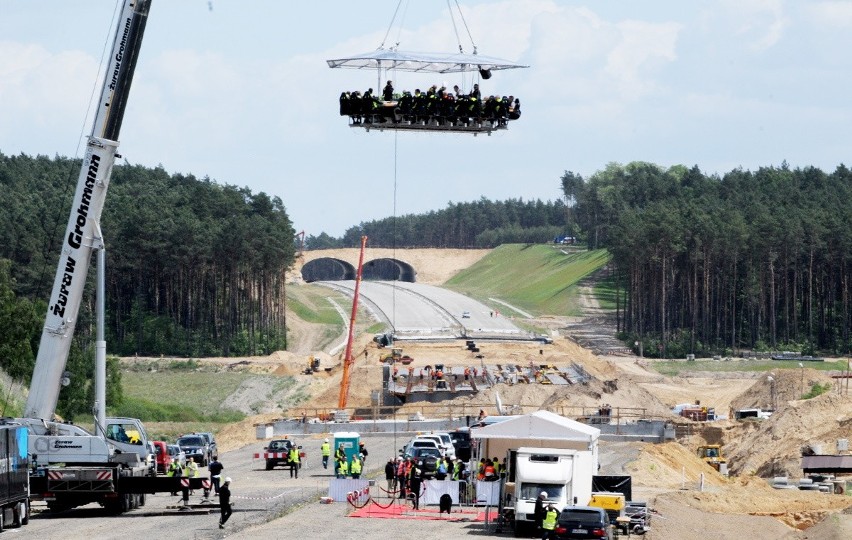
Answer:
[17,435,850,539]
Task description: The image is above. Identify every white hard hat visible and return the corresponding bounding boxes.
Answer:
[324,438,329,442]
[225,477,232,484]
[540,491,547,497]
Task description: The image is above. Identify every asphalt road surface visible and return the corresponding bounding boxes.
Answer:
[321,281,529,339]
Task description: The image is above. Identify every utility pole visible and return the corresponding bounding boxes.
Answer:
[799,362,805,398]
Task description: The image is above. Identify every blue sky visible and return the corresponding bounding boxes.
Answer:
[2,1,852,237]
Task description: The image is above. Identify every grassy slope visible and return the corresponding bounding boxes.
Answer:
[651,359,849,377]
[445,244,611,316]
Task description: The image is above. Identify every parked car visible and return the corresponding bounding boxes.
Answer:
[176,434,210,466]
[153,440,171,474]
[555,506,614,540]
[264,439,302,470]
[415,433,455,459]
[403,438,441,457]
[462,311,471,318]
[167,444,186,469]
[409,447,441,479]
[196,431,218,461]
[449,428,472,462]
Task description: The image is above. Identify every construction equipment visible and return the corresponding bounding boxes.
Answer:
[335,235,367,421]
[697,444,728,474]
[379,347,403,363]
[17,1,213,513]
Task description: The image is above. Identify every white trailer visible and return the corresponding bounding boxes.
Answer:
[470,411,600,534]
[504,447,595,531]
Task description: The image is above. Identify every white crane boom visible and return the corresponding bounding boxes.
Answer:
[24,0,152,420]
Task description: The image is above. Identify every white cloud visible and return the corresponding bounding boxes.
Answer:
[719,0,788,52]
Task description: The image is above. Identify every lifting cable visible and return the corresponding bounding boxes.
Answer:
[453,0,478,54]
[447,0,463,53]
[379,0,404,50]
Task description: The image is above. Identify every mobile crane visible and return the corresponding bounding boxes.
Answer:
[17,0,209,514]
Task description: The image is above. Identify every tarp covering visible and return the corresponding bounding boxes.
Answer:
[801,455,852,473]
[327,49,528,73]
[592,475,633,502]
[470,410,600,443]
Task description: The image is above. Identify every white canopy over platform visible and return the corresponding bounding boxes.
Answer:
[327,49,528,73]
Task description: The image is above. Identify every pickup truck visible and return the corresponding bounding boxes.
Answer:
[176,434,210,466]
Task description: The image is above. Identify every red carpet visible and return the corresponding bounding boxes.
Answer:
[349,501,496,521]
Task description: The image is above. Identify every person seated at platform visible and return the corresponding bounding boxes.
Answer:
[508,96,521,120]
[383,80,394,101]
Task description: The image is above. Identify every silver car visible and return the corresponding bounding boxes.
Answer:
[167,444,187,469]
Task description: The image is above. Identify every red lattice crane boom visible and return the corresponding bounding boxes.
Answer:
[337,235,367,409]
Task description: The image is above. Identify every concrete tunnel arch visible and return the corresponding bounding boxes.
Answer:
[362,258,416,282]
[301,258,356,283]
[301,257,417,283]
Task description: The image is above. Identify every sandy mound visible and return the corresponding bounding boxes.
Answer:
[732,367,836,411]
[723,392,852,477]
[663,475,852,530]
[628,441,730,489]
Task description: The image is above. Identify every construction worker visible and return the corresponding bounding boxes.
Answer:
[534,491,547,530]
[185,456,199,478]
[288,445,300,479]
[335,444,346,469]
[436,457,448,480]
[218,477,232,529]
[350,454,363,479]
[358,441,368,464]
[541,502,558,540]
[208,456,224,495]
[337,457,349,479]
[321,438,331,470]
[167,458,182,495]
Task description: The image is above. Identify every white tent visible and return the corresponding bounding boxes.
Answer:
[471,410,600,463]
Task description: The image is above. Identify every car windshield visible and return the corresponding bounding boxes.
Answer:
[451,432,470,444]
[559,509,606,526]
[414,448,441,458]
[520,483,564,501]
[177,436,204,447]
[268,440,292,450]
[412,440,437,447]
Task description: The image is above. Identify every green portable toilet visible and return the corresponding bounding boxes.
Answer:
[332,432,360,463]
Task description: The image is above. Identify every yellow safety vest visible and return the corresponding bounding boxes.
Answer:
[350,458,362,474]
[339,460,349,475]
[185,462,199,478]
[289,448,300,463]
[542,509,558,531]
[321,443,330,457]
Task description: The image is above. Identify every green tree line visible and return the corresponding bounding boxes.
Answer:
[563,162,852,357]
[0,152,295,363]
[306,197,573,249]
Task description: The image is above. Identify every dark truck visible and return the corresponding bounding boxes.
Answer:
[264,439,303,470]
[0,421,30,530]
[176,434,210,466]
